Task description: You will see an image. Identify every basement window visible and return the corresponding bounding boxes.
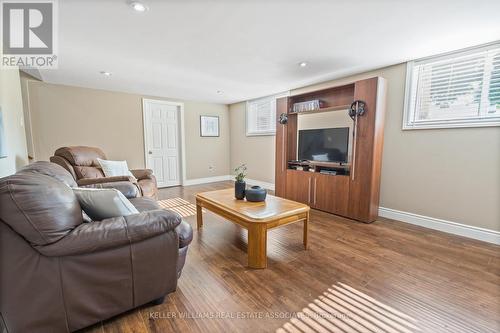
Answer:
[246,93,288,136]
[403,43,500,129]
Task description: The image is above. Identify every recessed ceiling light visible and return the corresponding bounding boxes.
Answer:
[100,71,112,77]
[217,90,223,94]
[129,1,148,12]
[299,61,308,68]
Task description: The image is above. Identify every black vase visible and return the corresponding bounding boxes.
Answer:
[245,186,267,202]
[234,180,246,200]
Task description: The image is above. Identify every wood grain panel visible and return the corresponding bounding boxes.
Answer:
[285,170,312,205]
[275,97,289,197]
[196,188,309,223]
[313,173,350,216]
[369,77,387,219]
[286,114,297,163]
[348,77,382,223]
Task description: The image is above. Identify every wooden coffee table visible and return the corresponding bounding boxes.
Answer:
[195,188,310,268]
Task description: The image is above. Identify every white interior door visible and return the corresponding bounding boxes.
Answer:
[143,99,182,187]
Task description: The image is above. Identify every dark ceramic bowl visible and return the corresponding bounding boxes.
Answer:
[245,186,267,202]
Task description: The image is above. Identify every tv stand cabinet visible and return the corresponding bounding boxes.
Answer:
[275,77,387,223]
[286,170,350,216]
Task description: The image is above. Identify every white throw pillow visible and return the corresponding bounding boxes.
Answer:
[97,158,136,180]
[73,188,139,221]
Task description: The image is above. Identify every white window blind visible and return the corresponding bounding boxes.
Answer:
[404,43,500,129]
[246,93,287,136]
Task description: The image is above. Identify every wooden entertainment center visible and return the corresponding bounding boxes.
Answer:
[275,77,387,223]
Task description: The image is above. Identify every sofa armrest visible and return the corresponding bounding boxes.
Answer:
[176,220,193,248]
[35,209,182,257]
[80,180,139,198]
[130,169,154,180]
[77,176,137,186]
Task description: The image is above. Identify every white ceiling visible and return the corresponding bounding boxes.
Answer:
[39,0,500,104]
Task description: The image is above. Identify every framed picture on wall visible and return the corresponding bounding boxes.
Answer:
[200,115,219,137]
[0,107,7,158]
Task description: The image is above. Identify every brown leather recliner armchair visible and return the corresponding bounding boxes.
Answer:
[0,162,193,333]
[50,146,158,199]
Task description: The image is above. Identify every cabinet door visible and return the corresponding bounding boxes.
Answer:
[285,170,312,205]
[313,174,350,216]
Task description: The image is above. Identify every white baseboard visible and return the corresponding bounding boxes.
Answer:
[181,177,498,245]
[245,178,275,191]
[379,207,500,245]
[183,175,231,186]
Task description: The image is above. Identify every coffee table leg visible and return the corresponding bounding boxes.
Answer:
[303,211,309,250]
[196,200,203,230]
[248,224,267,269]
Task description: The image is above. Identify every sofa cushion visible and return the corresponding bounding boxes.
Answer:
[176,220,193,248]
[97,158,136,180]
[74,166,105,179]
[18,161,77,187]
[138,178,157,198]
[50,155,78,180]
[73,188,139,221]
[80,180,139,199]
[54,146,106,167]
[129,197,160,212]
[0,172,83,245]
[129,197,192,248]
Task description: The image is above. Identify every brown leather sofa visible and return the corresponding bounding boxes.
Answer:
[0,162,193,333]
[50,146,158,199]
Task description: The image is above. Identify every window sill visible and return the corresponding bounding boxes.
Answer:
[402,119,500,130]
[245,132,276,137]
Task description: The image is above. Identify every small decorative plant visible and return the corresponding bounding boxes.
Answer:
[234,164,247,183]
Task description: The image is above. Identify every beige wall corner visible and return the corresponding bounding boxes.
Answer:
[228,102,275,184]
[23,81,230,180]
[19,71,40,160]
[0,68,29,177]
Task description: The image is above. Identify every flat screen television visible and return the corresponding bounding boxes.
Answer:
[298,127,349,163]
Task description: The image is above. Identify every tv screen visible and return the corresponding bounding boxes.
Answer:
[298,127,349,163]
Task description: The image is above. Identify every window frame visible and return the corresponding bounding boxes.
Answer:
[403,42,500,130]
[246,92,288,136]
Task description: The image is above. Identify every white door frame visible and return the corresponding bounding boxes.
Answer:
[142,98,187,187]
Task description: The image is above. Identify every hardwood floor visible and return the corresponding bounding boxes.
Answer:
[80,181,500,333]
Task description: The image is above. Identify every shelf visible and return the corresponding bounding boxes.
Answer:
[310,161,350,168]
[287,160,351,177]
[289,104,350,115]
[288,161,350,168]
[287,168,350,177]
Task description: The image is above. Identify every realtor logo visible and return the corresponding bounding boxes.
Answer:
[1,0,58,68]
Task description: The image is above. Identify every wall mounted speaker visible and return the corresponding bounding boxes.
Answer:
[278,113,288,124]
[349,100,366,120]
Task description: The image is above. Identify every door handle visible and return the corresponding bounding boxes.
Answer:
[313,178,317,205]
[308,177,311,204]
[148,151,153,155]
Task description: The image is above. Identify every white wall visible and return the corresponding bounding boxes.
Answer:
[229,101,276,184]
[0,69,28,177]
